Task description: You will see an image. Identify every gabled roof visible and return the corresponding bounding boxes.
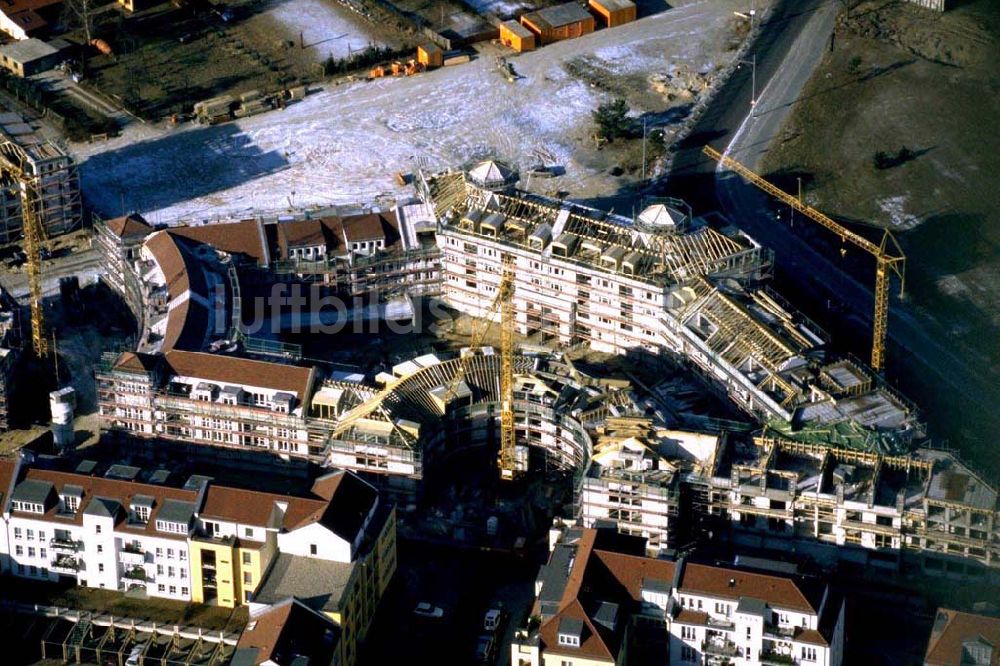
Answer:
[198,470,375,540]
[925,608,1000,666]
[235,597,340,666]
[341,213,386,243]
[538,599,615,662]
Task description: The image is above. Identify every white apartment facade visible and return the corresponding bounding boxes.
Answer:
[0,455,387,610]
[662,561,844,666]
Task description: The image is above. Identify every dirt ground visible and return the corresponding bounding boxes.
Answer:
[760,0,1000,470]
[82,0,408,119]
[73,0,760,223]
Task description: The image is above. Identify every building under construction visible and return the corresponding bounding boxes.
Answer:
[423,171,922,453]
[0,110,81,243]
[91,162,995,581]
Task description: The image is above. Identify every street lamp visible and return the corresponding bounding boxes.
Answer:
[736,53,756,112]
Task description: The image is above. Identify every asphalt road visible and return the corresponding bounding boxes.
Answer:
[663,0,1000,453]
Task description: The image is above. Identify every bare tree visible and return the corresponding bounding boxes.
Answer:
[62,0,97,74]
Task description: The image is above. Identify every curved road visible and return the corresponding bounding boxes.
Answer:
[664,0,1000,451]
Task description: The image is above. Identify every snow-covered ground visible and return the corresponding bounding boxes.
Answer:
[268,0,388,61]
[73,0,746,224]
[463,0,534,17]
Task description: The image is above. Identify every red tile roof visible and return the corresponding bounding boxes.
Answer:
[237,598,340,665]
[925,609,1000,666]
[104,214,152,240]
[17,467,199,541]
[173,219,270,266]
[678,562,819,614]
[537,599,615,663]
[163,350,316,401]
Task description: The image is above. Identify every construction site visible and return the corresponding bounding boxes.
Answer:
[0,0,994,662]
[48,161,984,588]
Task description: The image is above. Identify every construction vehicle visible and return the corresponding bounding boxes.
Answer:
[703,145,905,372]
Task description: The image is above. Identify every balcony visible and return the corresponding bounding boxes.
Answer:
[121,566,149,584]
[119,549,146,567]
[707,616,735,631]
[703,637,740,658]
[49,538,81,554]
[50,556,80,575]
[760,649,796,665]
[764,624,797,640]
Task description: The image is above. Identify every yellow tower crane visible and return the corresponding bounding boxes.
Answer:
[3,162,48,358]
[440,254,519,480]
[703,145,905,372]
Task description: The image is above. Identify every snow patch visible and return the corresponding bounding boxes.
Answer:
[877,196,920,230]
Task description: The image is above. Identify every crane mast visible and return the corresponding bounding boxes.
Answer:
[497,255,517,481]
[8,165,48,358]
[703,145,905,372]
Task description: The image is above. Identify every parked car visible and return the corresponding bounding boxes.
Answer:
[473,634,495,663]
[413,602,444,618]
[484,608,503,632]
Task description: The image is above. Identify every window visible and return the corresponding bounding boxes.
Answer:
[158,584,165,592]
[133,505,150,523]
[157,565,164,575]
[156,548,163,558]
[557,634,580,647]
[680,646,696,662]
[40,548,46,559]
[182,587,189,596]
[309,544,317,556]
[64,495,79,513]
[242,552,252,565]
[38,531,45,541]
[96,525,102,534]
[168,567,175,578]
[26,529,34,540]
[98,564,104,573]
[244,527,252,538]
[179,551,187,561]
[801,647,817,661]
[167,548,174,559]
[13,527,21,539]
[97,545,103,554]
[169,586,177,595]
[681,626,696,640]
[15,545,22,556]
[28,547,35,558]
[243,572,252,584]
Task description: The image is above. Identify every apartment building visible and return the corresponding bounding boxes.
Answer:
[513,525,844,666]
[0,455,395,666]
[0,110,81,242]
[97,349,321,459]
[93,213,154,314]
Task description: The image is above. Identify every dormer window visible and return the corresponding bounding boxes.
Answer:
[63,495,80,513]
[130,495,155,525]
[557,617,583,648]
[11,500,44,514]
